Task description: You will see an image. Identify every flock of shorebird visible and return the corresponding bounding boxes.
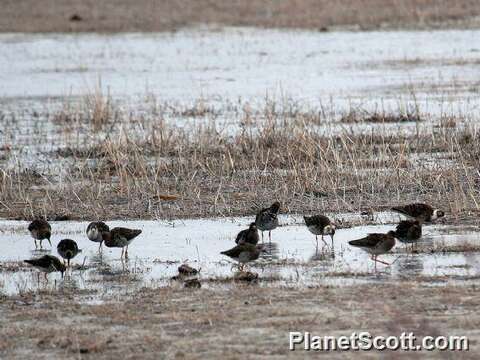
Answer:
[22,202,444,279]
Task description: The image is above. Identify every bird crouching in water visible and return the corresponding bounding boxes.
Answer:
[303,215,336,249]
[24,255,66,281]
[221,243,266,272]
[391,203,444,223]
[103,227,142,259]
[255,201,280,242]
[235,222,259,245]
[57,239,82,267]
[28,219,52,249]
[348,231,396,270]
[86,221,110,251]
[392,220,422,253]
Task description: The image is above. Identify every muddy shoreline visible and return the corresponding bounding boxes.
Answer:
[2,0,480,33]
[0,283,477,358]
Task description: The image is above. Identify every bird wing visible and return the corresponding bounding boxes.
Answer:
[349,234,383,248]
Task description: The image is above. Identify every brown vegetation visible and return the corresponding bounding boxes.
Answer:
[1,97,479,221]
[1,0,480,32]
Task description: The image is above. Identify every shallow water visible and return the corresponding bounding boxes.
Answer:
[1,28,480,111]
[1,215,479,301]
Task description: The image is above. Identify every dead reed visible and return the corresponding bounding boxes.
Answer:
[1,95,479,221]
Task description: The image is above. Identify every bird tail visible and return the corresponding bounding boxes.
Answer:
[391,206,409,217]
[348,239,364,247]
[24,259,34,265]
[133,229,142,237]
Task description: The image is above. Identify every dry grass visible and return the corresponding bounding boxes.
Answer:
[1,95,480,221]
[1,0,480,32]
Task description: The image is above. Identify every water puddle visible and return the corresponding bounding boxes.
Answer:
[1,216,479,302]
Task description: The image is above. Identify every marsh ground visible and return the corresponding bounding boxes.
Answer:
[2,4,480,358]
[1,283,478,359]
[2,0,480,32]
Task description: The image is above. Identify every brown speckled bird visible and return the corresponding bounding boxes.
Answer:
[28,219,52,249]
[57,239,82,267]
[86,221,110,251]
[221,243,265,272]
[103,227,142,259]
[24,255,66,281]
[393,220,422,253]
[255,201,280,242]
[235,222,259,245]
[392,203,444,223]
[349,231,396,270]
[304,215,336,248]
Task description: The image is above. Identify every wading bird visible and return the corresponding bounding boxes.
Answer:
[235,222,260,245]
[57,239,82,267]
[303,215,336,249]
[392,203,444,223]
[349,231,396,270]
[86,221,110,251]
[221,243,265,272]
[28,219,52,249]
[24,254,66,281]
[255,201,280,242]
[103,227,142,259]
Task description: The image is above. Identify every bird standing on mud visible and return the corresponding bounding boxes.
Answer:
[57,239,82,267]
[221,243,265,272]
[304,215,336,249]
[86,221,110,251]
[235,222,259,245]
[103,227,142,259]
[28,219,52,249]
[393,220,422,253]
[392,203,444,223]
[24,254,66,281]
[255,201,280,242]
[349,231,396,270]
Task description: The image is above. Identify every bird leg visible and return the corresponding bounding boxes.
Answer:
[34,239,38,249]
[120,247,124,259]
[372,256,391,266]
[125,246,129,258]
[261,231,264,243]
[98,242,103,252]
[39,240,43,249]
[268,231,271,243]
[321,235,328,246]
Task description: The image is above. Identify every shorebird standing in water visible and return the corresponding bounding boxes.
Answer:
[86,221,110,251]
[255,201,280,242]
[235,222,259,245]
[303,215,336,249]
[393,220,422,253]
[103,227,142,259]
[28,219,52,249]
[392,203,444,223]
[221,243,265,272]
[57,239,82,268]
[24,254,66,281]
[349,231,396,270]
